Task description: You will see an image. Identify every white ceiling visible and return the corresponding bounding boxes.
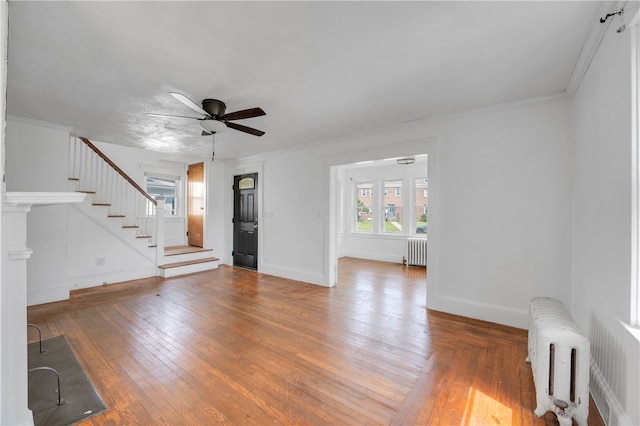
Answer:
[6,1,601,160]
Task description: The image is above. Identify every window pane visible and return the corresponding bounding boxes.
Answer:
[415,177,428,234]
[384,179,402,233]
[147,175,178,216]
[355,182,372,232]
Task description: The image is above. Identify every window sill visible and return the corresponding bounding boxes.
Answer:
[346,232,426,240]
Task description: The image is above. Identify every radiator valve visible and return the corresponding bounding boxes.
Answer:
[552,399,573,426]
[402,256,407,267]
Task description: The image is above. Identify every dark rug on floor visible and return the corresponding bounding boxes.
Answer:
[28,335,106,426]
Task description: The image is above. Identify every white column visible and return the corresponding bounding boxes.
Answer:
[155,196,166,270]
[0,203,34,425]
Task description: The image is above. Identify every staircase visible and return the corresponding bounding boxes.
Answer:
[68,136,219,278]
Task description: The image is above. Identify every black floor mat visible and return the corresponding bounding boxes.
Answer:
[28,336,106,426]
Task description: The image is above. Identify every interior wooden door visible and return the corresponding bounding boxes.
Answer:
[187,162,204,247]
[233,173,258,269]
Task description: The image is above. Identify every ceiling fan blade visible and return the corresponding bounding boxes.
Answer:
[222,107,266,121]
[225,121,265,136]
[170,92,209,117]
[201,130,212,136]
[146,112,200,119]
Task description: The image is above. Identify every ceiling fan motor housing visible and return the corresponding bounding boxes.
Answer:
[202,99,226,118]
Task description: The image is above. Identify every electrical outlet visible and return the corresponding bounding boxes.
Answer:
[95,257,105,266]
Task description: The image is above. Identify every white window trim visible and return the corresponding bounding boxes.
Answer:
[144,172,183,217]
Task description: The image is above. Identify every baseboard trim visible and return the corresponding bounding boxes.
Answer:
[259,262,328,287]
[27,285,70,306]
[341,250,404,264]
[427,293,529,329]
[68,266,157,293]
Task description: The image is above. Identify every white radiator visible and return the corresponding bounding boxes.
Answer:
[527,297,589,426]
[407,238,427,266]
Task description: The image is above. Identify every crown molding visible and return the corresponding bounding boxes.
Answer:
[6,114,74,133]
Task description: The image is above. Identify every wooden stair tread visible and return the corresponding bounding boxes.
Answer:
[93,203,111,206]
[165,245,213,256]
[68,177,79,181]
[108,214,126,218]
[77,190,96,194]
[158,257,219,269]
[122,225,139,229]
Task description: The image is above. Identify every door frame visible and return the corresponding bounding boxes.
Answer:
[226,161,263,269]
[232,172,259,269]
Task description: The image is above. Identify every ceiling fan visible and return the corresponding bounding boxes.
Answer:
[148,92,266,136]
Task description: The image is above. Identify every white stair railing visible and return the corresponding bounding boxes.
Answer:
[68,137,164,257]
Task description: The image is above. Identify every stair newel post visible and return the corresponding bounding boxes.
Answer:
[96,160,102,203]
[88,150,94,193]
[99,160,104,204]
[82,142,88,191]
[127,185,133,227]
[137,190,142,234]
[74,137,80,181]
[79,142,86,191]
[155,196,165,269]
[68,136,74,180]
[108,169,113,215]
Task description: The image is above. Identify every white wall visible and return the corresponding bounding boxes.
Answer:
[228,94,573,328]
[433,97,573,327]
[571,15,640,425]
[206,159,226,263]
[5,118,74,304]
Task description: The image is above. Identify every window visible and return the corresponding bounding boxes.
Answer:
[355,182,373,232]
[348,161,428,237]
[146,174,179,216]
[415,177,428,235]
[384,179,402,233]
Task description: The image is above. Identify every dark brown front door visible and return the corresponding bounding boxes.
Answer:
[187,162,204,247]
[233,173,258,269]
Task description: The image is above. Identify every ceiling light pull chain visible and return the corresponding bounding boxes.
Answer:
[211,133,215,162]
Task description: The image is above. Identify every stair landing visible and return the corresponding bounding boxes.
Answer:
[159,245,219,278]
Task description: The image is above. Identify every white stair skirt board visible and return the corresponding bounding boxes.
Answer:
[158,257,220,278]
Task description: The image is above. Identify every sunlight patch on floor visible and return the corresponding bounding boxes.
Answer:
[461,386,512,425]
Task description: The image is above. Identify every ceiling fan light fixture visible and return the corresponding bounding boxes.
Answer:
[200,119,227,134]
[396,157,415,165]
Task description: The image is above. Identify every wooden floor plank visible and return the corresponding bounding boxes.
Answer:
[27,257,605,425]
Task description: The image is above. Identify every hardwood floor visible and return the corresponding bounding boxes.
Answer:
[27,258,604,425]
